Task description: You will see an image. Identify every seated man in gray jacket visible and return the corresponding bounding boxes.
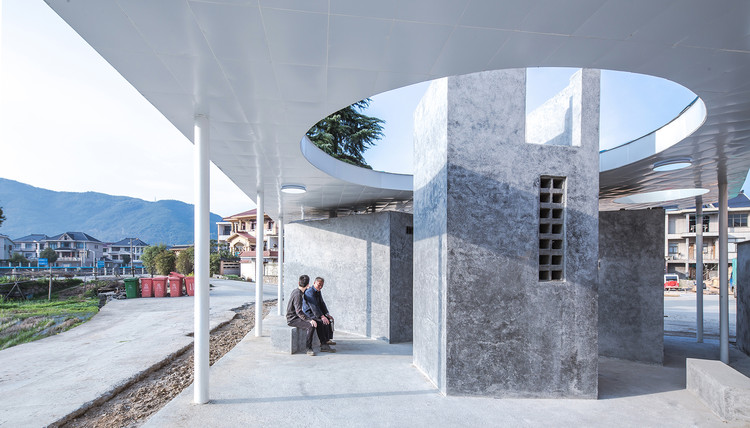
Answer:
[286,274,318,356]
[303,276,335,353]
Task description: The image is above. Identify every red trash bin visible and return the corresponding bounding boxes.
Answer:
[168,276,183,297]
[152,277,168,298]
[140,278,154,298]
[185,276,195,296]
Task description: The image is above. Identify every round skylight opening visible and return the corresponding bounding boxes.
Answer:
[613,188,708,205]
[653,158,693,172]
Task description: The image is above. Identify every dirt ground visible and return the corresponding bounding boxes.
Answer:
[58,301,274,428]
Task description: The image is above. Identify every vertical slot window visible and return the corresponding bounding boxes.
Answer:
[539,175,566,282]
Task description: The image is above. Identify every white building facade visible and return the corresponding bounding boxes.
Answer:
[665,192,750,282]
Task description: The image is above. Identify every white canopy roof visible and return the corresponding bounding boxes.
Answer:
[46,0,750,218]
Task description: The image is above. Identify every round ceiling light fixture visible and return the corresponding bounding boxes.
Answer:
[281,184,307,194]
[613,188,708,205]
[652,158,692,172]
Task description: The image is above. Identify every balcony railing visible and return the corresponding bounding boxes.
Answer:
[244,250,279,258]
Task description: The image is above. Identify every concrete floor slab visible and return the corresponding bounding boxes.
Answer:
[144,308,749,428]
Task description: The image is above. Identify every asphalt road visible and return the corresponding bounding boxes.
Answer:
[664,292,737,339]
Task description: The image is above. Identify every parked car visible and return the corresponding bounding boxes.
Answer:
[664,274,679,289]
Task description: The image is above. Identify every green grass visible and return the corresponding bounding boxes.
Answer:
[0,297,99,350]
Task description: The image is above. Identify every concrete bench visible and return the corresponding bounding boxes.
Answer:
[267,316,319,354]
[687,358,750,422]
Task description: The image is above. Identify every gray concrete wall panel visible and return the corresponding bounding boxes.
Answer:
[737,241,750,355]
[413,68,600,398]
[284,212,413,343]
[598,209,665,364]
[413,78,448,391]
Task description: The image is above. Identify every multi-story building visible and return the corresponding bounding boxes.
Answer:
[0,234,14,260]
[217,209,279,280]
[12,234,48,260]
[102,238,148,267]
[665,192,750,282]
[43,232,104,267]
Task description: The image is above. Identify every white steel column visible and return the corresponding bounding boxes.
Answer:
[255,190,264,337]
[193,114,210,403]
[719,183,729,363]
[696,197,704,343]
[277,215,284,316]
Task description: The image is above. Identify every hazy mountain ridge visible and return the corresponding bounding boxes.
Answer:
[0,178,220,245]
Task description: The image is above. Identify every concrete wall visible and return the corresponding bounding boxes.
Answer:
[737,241,750,355]
[598,209,664,364]
[526,70,582,146]
[413,68,600,398]
[284,211,413,343]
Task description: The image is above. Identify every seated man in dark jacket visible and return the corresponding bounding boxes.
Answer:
[303,276,335,352]
[286,274,317,356]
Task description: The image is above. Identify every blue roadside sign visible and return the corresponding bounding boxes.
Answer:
[38,258,48,267]
[97,261,105,268]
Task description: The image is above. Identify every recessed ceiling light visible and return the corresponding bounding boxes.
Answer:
[653,158,692,172]
[281,184,306,194]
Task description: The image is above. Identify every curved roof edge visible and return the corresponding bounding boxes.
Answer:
[600,97,706,172]
[300,136,413,192]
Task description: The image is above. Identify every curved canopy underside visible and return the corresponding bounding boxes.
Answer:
[46,0,750,219]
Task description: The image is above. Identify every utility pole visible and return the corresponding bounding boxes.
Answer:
[130,238,135,277]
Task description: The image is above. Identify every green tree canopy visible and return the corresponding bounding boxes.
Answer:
[0,206,5,228]
[39,247,58,264]
[306,99,384,169]
[155,251,176,276]
[210,253,221,276]
[121,254,131,265]
[176,246,194,275]
[9,253,29,266]
[141,244,168,275]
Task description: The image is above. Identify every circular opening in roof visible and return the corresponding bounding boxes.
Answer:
[613,188,709,205]
[653,158,693,172]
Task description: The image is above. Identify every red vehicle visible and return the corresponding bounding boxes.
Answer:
[664,274,679,289]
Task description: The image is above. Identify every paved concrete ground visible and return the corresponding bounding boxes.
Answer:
[2,288,747,427]
[145,310,750,427]
[664,292,737,338]
[0,278,278,427]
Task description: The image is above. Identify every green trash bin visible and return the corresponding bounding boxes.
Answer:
[124,277,139,299]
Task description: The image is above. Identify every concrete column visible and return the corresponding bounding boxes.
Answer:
[413,69,600,398]
[255,190,264,337]
[719,183,729,363]
[277,215,284,316]
[696,197,704,342]
[193,114,210,404]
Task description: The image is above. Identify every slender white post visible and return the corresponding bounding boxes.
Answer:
[277,215,284,316]
[696,197,704,343]
[255,190,264,336]
[719,182,729,363]
[193,114,210,403]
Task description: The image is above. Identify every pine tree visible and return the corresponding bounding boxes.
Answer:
[306,99,384,169]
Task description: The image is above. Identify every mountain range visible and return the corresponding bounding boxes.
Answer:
[0,178,222,245]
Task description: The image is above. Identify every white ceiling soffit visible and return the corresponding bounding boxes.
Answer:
[45,0,750,218]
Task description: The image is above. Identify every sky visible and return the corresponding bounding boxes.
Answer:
[1,1,746,219]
